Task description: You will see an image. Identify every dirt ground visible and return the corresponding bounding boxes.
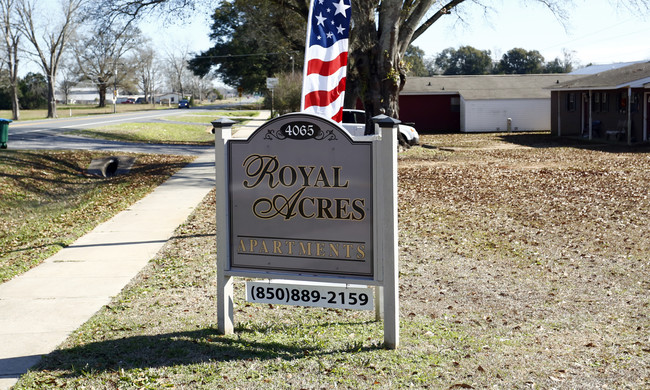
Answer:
[21,132,648,389]
[144,132,649,388]
[396,132,649,388]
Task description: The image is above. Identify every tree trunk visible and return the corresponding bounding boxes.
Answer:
[10,46,20,120]
[47,73,57,118]
[10,83,19,120]
[98,82,107,107]
[349,0,406,133]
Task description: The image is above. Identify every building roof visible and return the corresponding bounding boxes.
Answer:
[569,61,645,75]
[402,74,582,100]
[553,61,650,90]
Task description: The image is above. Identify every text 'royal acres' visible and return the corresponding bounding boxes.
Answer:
[242,154,366,221]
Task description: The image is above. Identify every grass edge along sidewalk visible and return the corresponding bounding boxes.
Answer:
[0,152,215,390]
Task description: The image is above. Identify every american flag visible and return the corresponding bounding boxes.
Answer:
[301,0,351,123]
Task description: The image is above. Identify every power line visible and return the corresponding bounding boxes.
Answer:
[542,18,636,51]
[193,51,299,59]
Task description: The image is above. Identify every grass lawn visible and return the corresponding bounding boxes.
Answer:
[65,109,263,144]
[8,132,650,389]
[0,104,167,121]
[71,123,216,144]
[0,150,194,283]
[0,99,263,122]
[162,110,259,125]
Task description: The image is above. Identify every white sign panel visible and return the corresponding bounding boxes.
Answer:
[246,280,374,310]
[266,77,279,89]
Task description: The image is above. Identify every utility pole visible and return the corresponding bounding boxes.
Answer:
[113,58,117,113]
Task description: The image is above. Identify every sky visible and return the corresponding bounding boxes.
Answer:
[22,0,650,78]
[141,0,650,70]
[410,0,650,66]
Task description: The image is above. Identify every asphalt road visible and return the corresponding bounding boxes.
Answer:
[5,108,218,155]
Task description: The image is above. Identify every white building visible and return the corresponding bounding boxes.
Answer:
[400,74,583,132]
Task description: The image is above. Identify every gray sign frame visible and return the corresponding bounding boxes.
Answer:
[214,112,400,348]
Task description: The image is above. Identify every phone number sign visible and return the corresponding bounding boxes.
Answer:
[228,113,374,278]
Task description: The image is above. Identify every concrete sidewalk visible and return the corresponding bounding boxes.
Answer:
[0,152,215,389]
[231,110,271,139]
[0,111,270,389]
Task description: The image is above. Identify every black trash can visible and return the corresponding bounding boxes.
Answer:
[0,118,11,149]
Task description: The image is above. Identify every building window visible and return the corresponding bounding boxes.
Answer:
[618,92,627,112]
[593,93,600,112]
[450,97,460,113]
[601,93,608,112]
[567,93,576,112]
[632,92,640,113]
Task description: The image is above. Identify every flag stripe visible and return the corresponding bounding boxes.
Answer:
[307,52,348,77]
[305,40,349,62]
[303,94,346,122]
[331,106,343,122]
[303,77,346,109]
[302,67,347,94]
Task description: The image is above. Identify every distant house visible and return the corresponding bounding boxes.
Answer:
[56,84,145,105]
[156,93,183,105]
[550,61,650,144]
[55,83,99,104]
[399,74,582,133]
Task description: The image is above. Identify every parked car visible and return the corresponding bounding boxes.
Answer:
[121,98,135,104]
[178,99,190,109]
[341,109,419,146]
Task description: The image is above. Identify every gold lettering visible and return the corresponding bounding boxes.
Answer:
[314,167,331,187]
[343,243,353,258]
[242,154,279,189]
[317,198,334,219]
[316,242,326,257]
[298,197,315,218]
[335,198,350,219]
[259,240,269,253]
[299,242,312,256]
[332,166,349,188]
[248,239,258,252]
[238,239,247,253]
[351,198,365,220]
[286,240,295,255]
[329,243,339,257]
[356,245,365,260]
[297,166,316,187]
[278,166,297,187]
[273,240,282,254]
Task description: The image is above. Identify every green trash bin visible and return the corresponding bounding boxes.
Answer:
[0,118,11,149]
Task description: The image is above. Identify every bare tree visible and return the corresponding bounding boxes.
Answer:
[88,0,208,25]
[134,46,162,104]
[0,0,21,120]
[16,0,84,118]
[87,0,650,118]
[57,59,77,104]
[72,22,142,107]
[188,73,214,103]
[165,46,191,98]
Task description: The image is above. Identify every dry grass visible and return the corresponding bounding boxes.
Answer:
[13,132,650,389]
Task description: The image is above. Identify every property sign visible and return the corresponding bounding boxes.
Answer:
[266,77,279,89]
[228,113,373,278]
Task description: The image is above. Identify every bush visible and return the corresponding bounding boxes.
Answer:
[264,72,302,116]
